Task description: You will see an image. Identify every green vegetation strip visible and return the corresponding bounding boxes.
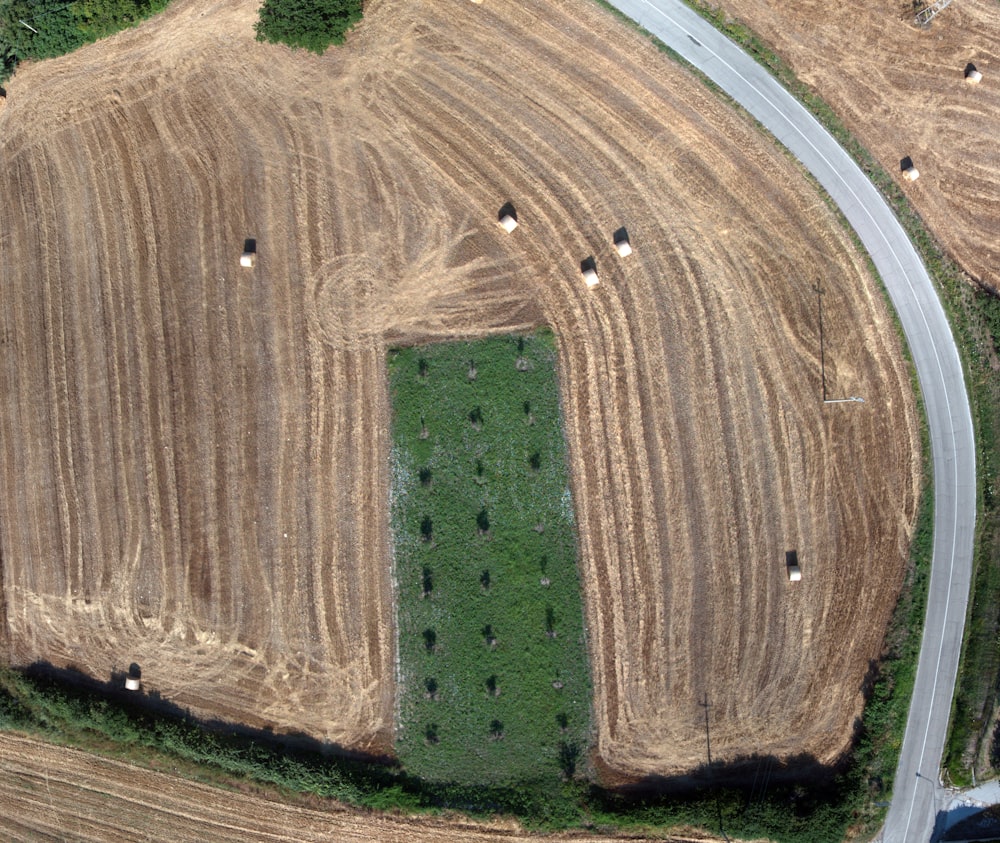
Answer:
[389,333,591,787]
[0,662,906,841]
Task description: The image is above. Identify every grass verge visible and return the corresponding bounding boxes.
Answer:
[389,332,591,788]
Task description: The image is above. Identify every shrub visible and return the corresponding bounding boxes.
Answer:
[475,508,490,533]
[255,0,362,54]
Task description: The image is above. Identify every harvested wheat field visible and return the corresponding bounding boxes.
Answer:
[0,734,724,843]
[708,0,1000,292]
[0,0,918,801]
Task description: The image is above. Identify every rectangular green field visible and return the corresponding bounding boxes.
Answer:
[389,331,592,786]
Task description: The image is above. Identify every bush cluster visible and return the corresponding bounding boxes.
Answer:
[254,0,361,54]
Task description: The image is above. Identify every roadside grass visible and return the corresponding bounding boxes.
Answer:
[943,287,1000,785]
[389,332,592,789]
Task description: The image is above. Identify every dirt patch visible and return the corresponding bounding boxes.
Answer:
[705,0,1000,292]
[0,0,918,789]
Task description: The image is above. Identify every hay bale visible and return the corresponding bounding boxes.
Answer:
[241,238,257,267]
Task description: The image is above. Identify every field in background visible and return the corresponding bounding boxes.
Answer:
[701,0,1000,294]
[390,334,590,787]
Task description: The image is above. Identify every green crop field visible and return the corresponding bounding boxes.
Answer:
[389,332,592,787]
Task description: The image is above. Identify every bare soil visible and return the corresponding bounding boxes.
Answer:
[0,0,918,807]
[707,0,1000,292]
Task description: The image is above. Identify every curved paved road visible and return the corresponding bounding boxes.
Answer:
[604,1,977,840]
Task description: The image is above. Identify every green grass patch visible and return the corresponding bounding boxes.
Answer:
[389,332,591,788]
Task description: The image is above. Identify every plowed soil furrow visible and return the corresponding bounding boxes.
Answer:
[0,0,919,824]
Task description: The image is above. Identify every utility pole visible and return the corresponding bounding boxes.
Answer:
[814,283,827,402]
[815,283,865,405]
[700,693,713,766]
[700,694,729,841]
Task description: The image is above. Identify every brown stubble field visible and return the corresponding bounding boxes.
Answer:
[0,0,918,826]
[707,0,1000,292]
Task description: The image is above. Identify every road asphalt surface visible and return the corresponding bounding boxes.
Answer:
[602,1,977,840]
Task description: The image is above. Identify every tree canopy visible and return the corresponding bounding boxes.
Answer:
[254,0,361,54]
[0,0,169,80]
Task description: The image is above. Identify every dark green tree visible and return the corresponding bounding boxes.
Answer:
[254,0,361,54]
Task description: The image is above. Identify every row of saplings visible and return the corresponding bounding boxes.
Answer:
[417,425,560,744]
[418,559,563,744]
